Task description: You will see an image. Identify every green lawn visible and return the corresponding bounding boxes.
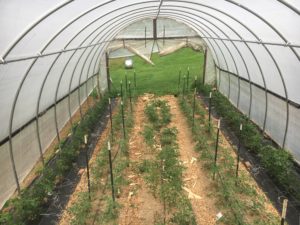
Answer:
[109,48,204,96]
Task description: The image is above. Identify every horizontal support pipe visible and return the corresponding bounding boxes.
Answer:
[2,35,299,65]
[215,65,300,108]
[200,36,300,48]
[0,73,98,147]
[0,35,201,65]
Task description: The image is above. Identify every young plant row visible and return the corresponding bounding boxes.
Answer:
[0,91,109,225]
[197,83,300,202]
[179,93,279,225]
[69,98,134,225]
[140,99,197,225]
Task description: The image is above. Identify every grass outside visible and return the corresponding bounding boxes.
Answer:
[109,48,204,95]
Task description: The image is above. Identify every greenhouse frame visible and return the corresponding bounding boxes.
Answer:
[0,0,299,219]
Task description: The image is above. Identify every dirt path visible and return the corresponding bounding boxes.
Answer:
[118,95,163,225]
[162,95,218,225]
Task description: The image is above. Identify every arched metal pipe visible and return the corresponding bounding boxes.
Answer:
[37,6,158,160]
[162,9,244,108]
[276,0,300,15]
[224,0,300,61]
[7,0,155,193]
[73,12,158,123]
[1,0,74,59]
[167,0,289,147]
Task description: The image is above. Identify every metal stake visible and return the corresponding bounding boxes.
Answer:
[108,141,115,202]
[182,76,186,98]
[120,80,123,101]
[163,25,165,46]
[192,88,196,128]
[177,69,181,94]
[208,92,212,128]
[134,70,137,88]
[213,120,221,180]
[129,81,132,112]
[109,98,113,142]
[125,72,128,93]
[121,101,126,139]
[235,124,243,184]
[144,26,147,48]
[187,67,190,92]
[84,135,91,200]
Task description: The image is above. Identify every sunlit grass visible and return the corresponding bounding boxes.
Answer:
[109,48,204,96]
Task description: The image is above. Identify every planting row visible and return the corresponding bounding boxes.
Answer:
[140,99,197,224]
[0,92,109,225]
[67,97,134,225]
[179,91,280,225]
[196,83,300,204]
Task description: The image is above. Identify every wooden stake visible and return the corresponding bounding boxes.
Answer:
[281,199,288,225]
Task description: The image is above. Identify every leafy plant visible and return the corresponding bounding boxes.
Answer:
[259,146,293,185]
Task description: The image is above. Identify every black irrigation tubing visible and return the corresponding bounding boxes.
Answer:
[197,93,300,225]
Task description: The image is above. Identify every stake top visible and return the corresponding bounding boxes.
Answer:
[217,119,221,129]
[84,134,88,144]
[107,141,111,151]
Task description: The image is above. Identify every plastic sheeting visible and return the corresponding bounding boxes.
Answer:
[0,0,299,208]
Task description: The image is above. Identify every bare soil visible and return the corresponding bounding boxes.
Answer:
[118,94,164,225]
[162,95,218,225]
[56,94,278,225]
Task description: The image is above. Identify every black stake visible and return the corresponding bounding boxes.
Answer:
[208,92,212,128]
[120,80,123,101]
[187,67,190,92]
[84,135,91,200]
[182,76,186,98]
[134,70,137,88]
[213,120,221,180]
[177,69,181,94]
[145,26,147,48]
[125,72,128,93]
[281,199,288,225]
[163,25,165,46]
[109,98,113,142]
[192,88,196,128]
[129,81,132,112]
[107,141,115,202]
[161,160,166,224]
[121,101,126,139]
[235,124,243,184]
